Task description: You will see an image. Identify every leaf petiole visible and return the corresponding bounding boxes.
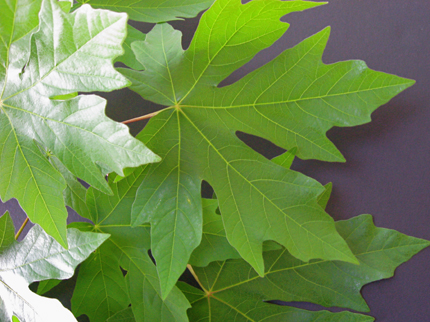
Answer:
[121,111,161,124]
[15,217,29,240]
[187,264,210,295]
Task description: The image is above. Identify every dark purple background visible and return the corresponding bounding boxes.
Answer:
[1,1,429,321]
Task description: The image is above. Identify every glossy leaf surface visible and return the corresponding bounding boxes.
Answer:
[0,213,109,322]
[71,171,190,322]
[119,0,412,297]
[75,0,215,23]
[181,214,429,321]
[0,0,159,247]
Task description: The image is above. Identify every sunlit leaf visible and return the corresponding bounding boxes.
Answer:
[0,0,159,247]
[0,216,109,322]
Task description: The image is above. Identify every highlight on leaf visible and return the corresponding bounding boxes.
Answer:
[0,0,160,248]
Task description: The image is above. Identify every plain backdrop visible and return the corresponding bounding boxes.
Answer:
[1,1,429,321]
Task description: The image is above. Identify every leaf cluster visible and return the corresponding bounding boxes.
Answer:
[0,0,428,321]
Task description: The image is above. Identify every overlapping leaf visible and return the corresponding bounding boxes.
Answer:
[190,178,333,267]
[74,0,215,23]
[71,171,190,322]
[0,213,109,322]
[180,215,429,321]
[0,212,14,252]
[0,0,159,247]
[107,307,135,322]
[189,199,240,267]
[117,0,413,297]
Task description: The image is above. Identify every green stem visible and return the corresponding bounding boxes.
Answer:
[15,217,29,240]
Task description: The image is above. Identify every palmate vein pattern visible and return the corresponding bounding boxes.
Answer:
[180,215,429,321]
[120,0,414,298]
[71,171,190,322]
[0,0,159,248]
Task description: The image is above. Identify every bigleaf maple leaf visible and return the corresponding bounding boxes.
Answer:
[118,0,414,298]
[74,0,215,23]
[0,213,109,322]
[73,0,216,70]
[70,171,190,322]
[0,0,159,248]
[180,215,429,321]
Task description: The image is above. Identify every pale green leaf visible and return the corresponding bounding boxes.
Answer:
[75,0,215,23]
[181,215,429,320]
[71,170,190,321]
[272,147,298,169]
[0,224,109,322]
[58,0,72,12]
[317,182,332,210]
[0,0,159,247]
[0,212,15,252]
[36,279,61,295]
[121,0,368,297]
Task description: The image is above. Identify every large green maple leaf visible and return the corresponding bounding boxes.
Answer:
[0,0,159,248]
[180,214,429,321]
[118,0,414,297]
[70,170,190,322]
[0,213,109,322]
[74,0,215,23]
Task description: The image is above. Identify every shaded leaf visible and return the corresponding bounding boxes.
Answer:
[0,0,159,247]
[0,212,15,252]
[317,182,333,210]
[49,156,90,219]
[36,279,62,295]
[189,199,239,267]
[75,0,215,23]
[71,170,190,322]
[180,215,429,321]
[107,307,135,322]
[115,25,146,70]
[0,223,109,322]
[121,247,190,322]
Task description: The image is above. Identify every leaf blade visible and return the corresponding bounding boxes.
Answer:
[0,224,109,322]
